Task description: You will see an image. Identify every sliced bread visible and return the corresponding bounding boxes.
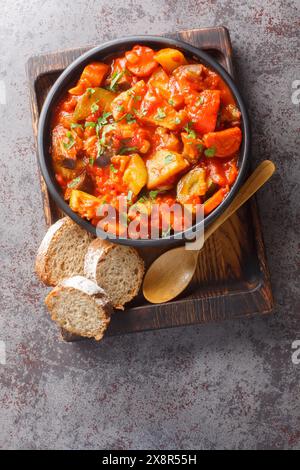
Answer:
[45,276,112,340]
[35,217,93,286]
[84,239,144,310]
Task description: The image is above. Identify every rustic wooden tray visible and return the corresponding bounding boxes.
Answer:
[27,26,274,339]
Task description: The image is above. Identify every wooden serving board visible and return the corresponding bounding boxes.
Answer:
[27,27,274,340]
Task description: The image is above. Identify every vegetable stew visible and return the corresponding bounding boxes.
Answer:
[50,45,242,238]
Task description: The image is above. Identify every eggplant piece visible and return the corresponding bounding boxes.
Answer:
[53,159,86,182]
[64,172,94,201]
[94,151,112,168]
[62,158,76,169]
[176,167,207,205]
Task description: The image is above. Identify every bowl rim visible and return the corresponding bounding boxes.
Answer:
[38,34,250,247]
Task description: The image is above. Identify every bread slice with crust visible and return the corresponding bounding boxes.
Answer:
[84,239,144,310]
[45,276,112,340]
[35,217,93,286]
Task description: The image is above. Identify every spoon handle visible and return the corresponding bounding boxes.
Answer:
[204,160,275,242]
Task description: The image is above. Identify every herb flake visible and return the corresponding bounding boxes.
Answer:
[119,146,138,155]
[62,131,75,150]
[125,113,136,124]
[91,102,99,114]
[155,108,166,120]
[149,190,159,200]
[184,122,196,139]
[204,146,216,157]
[109,70,125,91]
[70,123,83,130]
[164,154,175,164]
[87,87,96,97]
[110,164,118,173]
[67,177,81,188]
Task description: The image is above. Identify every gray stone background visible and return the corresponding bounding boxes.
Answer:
[0,0,299,450]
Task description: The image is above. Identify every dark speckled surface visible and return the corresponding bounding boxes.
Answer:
[0,0,299,450]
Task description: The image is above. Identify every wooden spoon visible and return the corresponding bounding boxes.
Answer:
[143,160,275,304]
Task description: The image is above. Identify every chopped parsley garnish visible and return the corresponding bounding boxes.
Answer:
[87,87,96,97]
[97,112,112,127]
[149,190,159,200]
[137,195,147,203]
[133,108,147,118]
[196,95,204,106]
[85,121,96,128]
[164,154,175,164]
[133,95,142,102]
[70,123,83,130]
[155,108,166,120]
[116,104,124,112]
[204,146,216,157]
[125,113,136,124]
[95,112,113,146]
[67,177,81,188]
[119,146,138,155]
[97,140,104,157]
[197,143,204,153]
[91,102,99,113]
[89,158,94,166]
[168,98,175,106]
[96,122,116,156]
[110,164,118,173]
[109,70,125,91]
[174,117,181,125]
[62,131,75,150]
[184,122,196,139]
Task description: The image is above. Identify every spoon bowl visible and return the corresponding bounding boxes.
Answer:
[143,248,198,304]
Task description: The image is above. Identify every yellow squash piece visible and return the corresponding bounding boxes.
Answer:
[69,190,104,219]
[146,149,189,190]
[73,87,116,121]
[123,154,148,195]
[176,167,207,205]
[154,48,187,73]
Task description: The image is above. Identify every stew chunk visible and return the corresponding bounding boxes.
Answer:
[146,149,189,190]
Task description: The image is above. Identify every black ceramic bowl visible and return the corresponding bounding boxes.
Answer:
[38,35,250,247]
